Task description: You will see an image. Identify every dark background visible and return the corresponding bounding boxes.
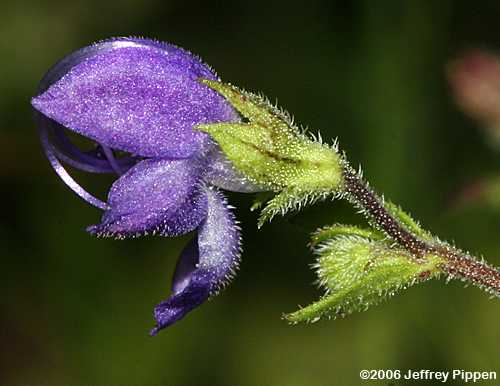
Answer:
[1,1,499,385]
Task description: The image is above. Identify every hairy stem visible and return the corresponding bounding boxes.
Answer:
[341,164,500,296]
[342,166,431,256]
[441,249,500,295]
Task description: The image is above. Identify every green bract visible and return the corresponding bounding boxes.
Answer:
[285,225,444,324]
[197,80,345,226]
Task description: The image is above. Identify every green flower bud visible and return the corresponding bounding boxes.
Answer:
[311,224,385,247]
[285,226,445,324]
[197,80,345,226]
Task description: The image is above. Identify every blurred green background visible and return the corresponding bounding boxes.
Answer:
[1,1,499,385]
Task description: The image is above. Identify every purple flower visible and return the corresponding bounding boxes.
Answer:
[31,37,260,334]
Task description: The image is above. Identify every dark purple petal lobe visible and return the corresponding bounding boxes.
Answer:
[89,157,207,238]
[32,38,239,158]
[171,238,199,295]
[37,111,110,210]
[151,274,211,335]
[151,186,241,334]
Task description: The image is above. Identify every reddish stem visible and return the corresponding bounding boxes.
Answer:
[342,165,500,296]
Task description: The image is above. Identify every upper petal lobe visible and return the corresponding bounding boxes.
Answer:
[32,38,239,158]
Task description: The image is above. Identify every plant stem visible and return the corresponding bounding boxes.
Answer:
[342,166,431,256]
[440,250,500,295]
[341,165,500,296]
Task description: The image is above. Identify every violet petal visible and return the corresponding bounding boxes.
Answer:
[36,110,110,210]
[88,157,208,238]
[150,273,211,335]
[32,37,239,158]
[196,186,241,290]
[151,186,241,334]
[171,238,199,295]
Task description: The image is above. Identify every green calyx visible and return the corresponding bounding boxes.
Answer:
[285,225,445,324]
[197,79,344,226]
[197,80,498,321]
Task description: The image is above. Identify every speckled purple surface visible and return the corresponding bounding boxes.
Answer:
[32,38,256,333]
[151,186,240,334]
[88,157,208,237]
[32,38,239,158]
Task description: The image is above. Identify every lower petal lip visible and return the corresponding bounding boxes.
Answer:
[150,186,242,334]
[150,273,212,335]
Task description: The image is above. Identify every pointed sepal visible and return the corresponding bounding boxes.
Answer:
[197,80,345,224]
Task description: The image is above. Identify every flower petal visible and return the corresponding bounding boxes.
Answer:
[171,238,199,295]
[151,272,211,335]
[37,112,110,210]
[32,37,239,158]
[37,110,138,174]
[151,185,241,334]
[88,157,208,238]
[196,186,241,290]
